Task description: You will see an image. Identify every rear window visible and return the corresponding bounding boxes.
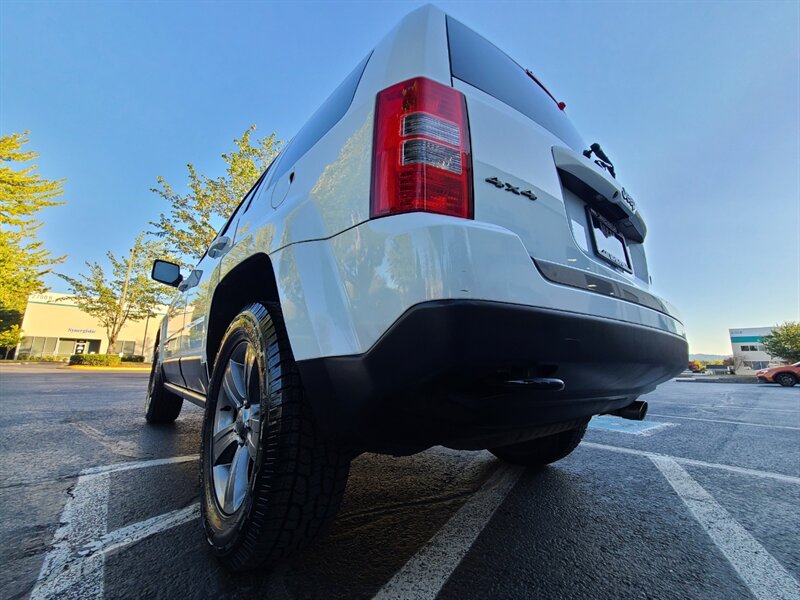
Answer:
[446,16,584,151]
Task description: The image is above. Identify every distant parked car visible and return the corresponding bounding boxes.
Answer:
[756,362,800,387]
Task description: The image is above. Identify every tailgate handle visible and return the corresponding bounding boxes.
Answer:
[552,145,646,243]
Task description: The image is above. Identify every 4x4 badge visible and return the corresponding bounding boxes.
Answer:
[485,176,537,201]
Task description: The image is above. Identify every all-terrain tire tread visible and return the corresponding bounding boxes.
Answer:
[145,357,183,424]
[204,302,350,571]
[489,420,589,467]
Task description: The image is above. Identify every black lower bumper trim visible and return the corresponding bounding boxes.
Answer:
[297,300,687,454]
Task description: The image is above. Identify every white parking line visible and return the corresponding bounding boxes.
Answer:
[372,462,523,600]
[588,415,676,435]
[30,473,109,600]
[81,503,200,557]
[582,442,800,485]
[32,443,800,600]
[651,456,800,600]
[81,454,199,477]
[652,402,799,414]
[31,456,199,600]
[70,422,142,458]
[647,413,800,431]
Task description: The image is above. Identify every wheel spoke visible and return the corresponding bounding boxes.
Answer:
[222,361,245,407]
[243,344,256,402]
[223,444,250,513]
[246,432,258,459]
[212,423,238,463]
[212,341,261,515]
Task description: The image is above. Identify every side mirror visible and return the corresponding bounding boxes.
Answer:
[151,260,183,287]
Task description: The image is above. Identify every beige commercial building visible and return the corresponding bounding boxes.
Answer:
[15,292,167,361]
[729,326,785,375]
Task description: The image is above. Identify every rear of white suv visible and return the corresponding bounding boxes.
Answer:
[146,4,687,571]
[291,9,686,454]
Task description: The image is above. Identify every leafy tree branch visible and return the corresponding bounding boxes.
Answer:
[149,125,282,263]
[762,322,800,363]
[59,234,171,352]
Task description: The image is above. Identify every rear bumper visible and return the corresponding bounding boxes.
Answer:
[297,299,687,454]
[270,212,684,363]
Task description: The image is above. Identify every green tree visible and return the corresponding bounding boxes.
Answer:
[150,125,281,263]
[0,132,65,356]
[762,322,800,363]
[0,324,21,359]
[59,234,171,353]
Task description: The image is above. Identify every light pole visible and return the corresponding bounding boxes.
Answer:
[141,313,151,361]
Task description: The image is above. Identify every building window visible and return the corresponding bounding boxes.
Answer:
[740,345,759,352]
[743,360,769,370]
[17,336,59,358]
[110,340,136,355]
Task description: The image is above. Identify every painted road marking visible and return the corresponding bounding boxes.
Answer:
[81,454,198,477]
[80,503,200,557]
[30,472,109,600]
[583,442,800,485]
[651,402,800,415]
[373,462,523,600]
[648,413,800,431]
[31,445,800,600]
[70,422,142,458]
[588,415,675,435]
[30,456,200,600]
[0,455,199,490]
[651,456,800,600]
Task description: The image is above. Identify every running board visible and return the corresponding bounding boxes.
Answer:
[163,382,206,408]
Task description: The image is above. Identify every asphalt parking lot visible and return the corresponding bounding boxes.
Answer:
[1,363,798,600]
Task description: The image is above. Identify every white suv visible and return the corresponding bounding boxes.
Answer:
[147,5,687,570]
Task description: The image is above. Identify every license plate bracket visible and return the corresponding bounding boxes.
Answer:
[586,208,632,273]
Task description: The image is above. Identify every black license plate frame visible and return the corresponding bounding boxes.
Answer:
[586,207,632,273]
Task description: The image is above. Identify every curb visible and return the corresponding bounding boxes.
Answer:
[675,377,759,384]
[67,366,152,372]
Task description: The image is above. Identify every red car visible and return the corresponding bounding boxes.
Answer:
[756,362,800,387]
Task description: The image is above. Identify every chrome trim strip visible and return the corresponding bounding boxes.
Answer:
[533,258,671,316]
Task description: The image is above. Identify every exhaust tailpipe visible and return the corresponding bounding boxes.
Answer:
[609,400,648,421]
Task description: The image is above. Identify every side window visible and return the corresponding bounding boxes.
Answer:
[218,169,268,237]
[271,51,372,182]
[243,157,277,214]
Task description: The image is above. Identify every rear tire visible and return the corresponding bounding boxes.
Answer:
[489,421,589,467]
[200,301,351,571]
[776,373,797,387]
[144,347,183,423]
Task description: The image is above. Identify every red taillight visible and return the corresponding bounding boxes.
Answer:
[370,77,473,219]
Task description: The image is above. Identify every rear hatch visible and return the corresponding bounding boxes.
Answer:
[446,16,650,288]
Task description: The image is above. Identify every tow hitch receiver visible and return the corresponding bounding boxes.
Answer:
[504,377,566,391]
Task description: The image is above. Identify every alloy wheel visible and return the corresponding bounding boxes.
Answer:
[211,341,261,514]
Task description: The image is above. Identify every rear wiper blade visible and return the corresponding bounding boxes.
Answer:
[583,142,616,179]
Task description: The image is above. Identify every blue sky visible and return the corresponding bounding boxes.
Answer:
[2,1,798,354]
